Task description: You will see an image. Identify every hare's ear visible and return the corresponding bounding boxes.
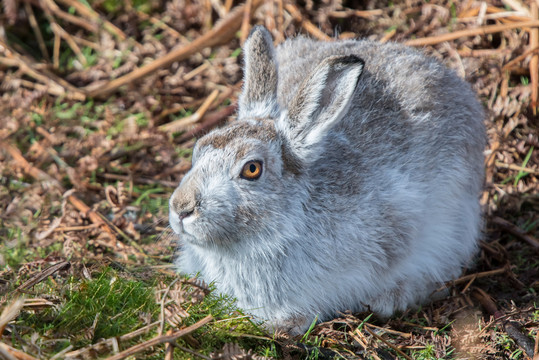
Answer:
[285,55,364,155]
[238,26,279,120]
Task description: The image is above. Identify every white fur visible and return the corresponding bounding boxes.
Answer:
[169,27,485,334]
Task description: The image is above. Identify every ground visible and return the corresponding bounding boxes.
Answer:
[0,0,538,359]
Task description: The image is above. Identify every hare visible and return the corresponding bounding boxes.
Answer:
[169,26,485,333]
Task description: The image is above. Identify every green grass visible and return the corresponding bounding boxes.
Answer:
[4,263,277,358]
[410,343,437,360]
[18,269,160,346]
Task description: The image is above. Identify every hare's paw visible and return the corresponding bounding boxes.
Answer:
[264,315,317,336]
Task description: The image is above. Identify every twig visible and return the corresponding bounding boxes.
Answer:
[502,46,539,70]
[54,0,127,41]
[224,0,233,13]
[64,321,160,358]
[103,315,213,360]
[0,299,24,340]
[40,0,87,66]
[15,261,71,292]
[48,345,73,360]
[49,22,87,66]
[172,344,212,360]
[530,2,538,113]
[240,0,253,44]
[99,173,178,188]
[40,0,98,32]
[438,266,508,292]
[0,142,63,188]
[492,216,539,250]
[380,28,397,43]
[53,225,98,232]
[209,0,227,18]
[276,0,284,43]
[66,195,114,235]
[0,344,18,360]
[53,31,60,69]
[94,212,148,257]
[175,104,237,143]
[0,343,38,360]
[495,160,539,174]
[534,329,539,360]
[502,0,531,17]
[473,288,536,357]
[22,298,56,310]
[0,40,85,100]
[365,326,413,360]
[364,323,412,338]
[405,20,539,46]
[23,1,49,60]
[285,4,332,41]
[88,0,263,98]
[183,62,210,81]
[159,277,181,335]
[458,6,531,23]
[164,330,174,360]
[159,89,220,134]
[136,10,184,39]
[329,9,384,18]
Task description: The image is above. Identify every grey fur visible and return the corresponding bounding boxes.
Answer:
[169,26,485,333]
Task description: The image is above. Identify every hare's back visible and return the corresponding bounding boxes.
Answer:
[275,36,485,203]
[276,37,482,128]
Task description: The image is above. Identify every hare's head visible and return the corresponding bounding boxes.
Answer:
[169,26,364,248]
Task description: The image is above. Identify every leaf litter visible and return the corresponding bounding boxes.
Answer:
[0,0,538,358]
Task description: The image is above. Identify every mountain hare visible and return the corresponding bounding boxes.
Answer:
[169,26,485,333]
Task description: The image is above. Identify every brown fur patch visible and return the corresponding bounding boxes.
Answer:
[197,120,277,150]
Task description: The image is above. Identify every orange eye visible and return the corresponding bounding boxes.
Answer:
[240,161,263,180]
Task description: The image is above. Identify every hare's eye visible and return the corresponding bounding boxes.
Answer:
[240,161,263,180]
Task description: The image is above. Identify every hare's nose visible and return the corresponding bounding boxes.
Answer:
[178,209,194,221]
[171,193,197,216]
[170,182,199,218]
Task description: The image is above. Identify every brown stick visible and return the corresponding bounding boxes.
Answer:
[495,160,539,174]
[405,20,539,46]
[530,2,539,113]
[0,343,39,360]
[443,266,508,290]
[53,31,60,69]
[159,89,220,134]
[54,0,127,40]
[502,46,539,70]
[492,216,539,250]
[240,0,253,44]
[23,1,49,60]
[0,299,24,340]
[365,327,413,360]
[329,9,384,18]
[164,330,174,360]
[41,0,98,32]
[458,5,532,23]
[534,329,539,360]
[0,39,85,100]
[15,261,71,292]
[473,288,536,357]
[176,104,237,143]
[0,142,63,188]
[285,4,332,41]
[103,315,213,360]
[66,195,114,234]
[64,322,160,358]
[88,0,262,98]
